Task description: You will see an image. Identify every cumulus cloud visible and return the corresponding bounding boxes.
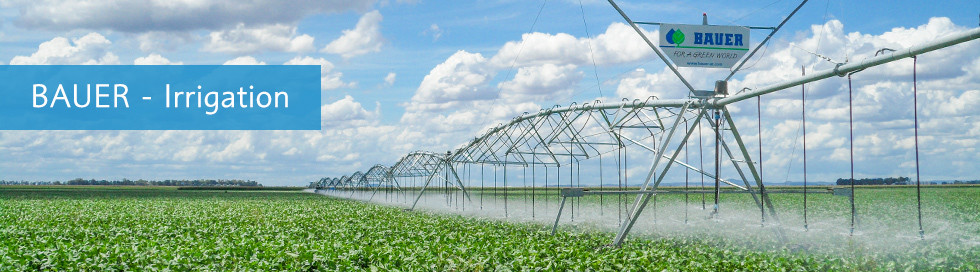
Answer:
[322,10,384,59]
[394,22,675,155]
[407,22,661,115]
[489,22,655,68]
[9,32,119,65]
[498,64,582,101]
[284,56,352,90]
[322,95,380,128]
[408,50,496,111]
[310,96,402,167]
[384,72,397,86]
[204,23,315,54]
[5,0,376,32]
[396,22,664,153]
[133,54,183,65]
[616,68,672,99]
[735,18,976,118]
[136,31,196,52]
[222,56,266,65]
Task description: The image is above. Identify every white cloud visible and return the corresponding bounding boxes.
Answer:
[408,50,496,111]
[589,23,658,65]
[9,32,119,65]
[498,64,581,102]
[6,0,376,32]
[425,24,443,41]
[932,90,980,117]
[396,22,665,153]
[322,10,384,59]
[407,22,662,115]
[222,56,266,65]
[136,31,195,52]
[284,56,352,90]
[134,54,183,65]
[384,72,397,86]
[490,31,584,68]
[489,22,655,68]
[204,23,315,54]
[616,68,679,100]
[322,95,380,128]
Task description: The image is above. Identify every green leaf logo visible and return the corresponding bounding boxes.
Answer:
[672,29,685,45]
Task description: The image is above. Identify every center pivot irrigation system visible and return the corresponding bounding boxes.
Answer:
[314,0,980,246]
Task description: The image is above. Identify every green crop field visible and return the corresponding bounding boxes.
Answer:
[1,187,978,270]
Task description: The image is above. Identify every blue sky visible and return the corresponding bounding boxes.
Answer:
[0,0,978,186]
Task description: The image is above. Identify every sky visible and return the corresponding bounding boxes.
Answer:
[0,0,977,186]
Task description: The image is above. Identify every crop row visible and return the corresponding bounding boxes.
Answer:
[2,188,977,270]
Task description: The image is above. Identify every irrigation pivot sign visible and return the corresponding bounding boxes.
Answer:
[659,23,750,68]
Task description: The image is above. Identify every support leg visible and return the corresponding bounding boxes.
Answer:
[552,196,568,235]
[611,102,692,246]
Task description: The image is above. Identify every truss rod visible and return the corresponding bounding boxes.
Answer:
[725,0,808,81]
[607,0,696,94]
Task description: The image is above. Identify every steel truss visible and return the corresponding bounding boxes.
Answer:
[388,151,470,209]
[313,1,980,245]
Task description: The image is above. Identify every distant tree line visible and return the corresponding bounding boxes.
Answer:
[835,177,980,186]
[934,180,980,185]
[836,177,911,186]
[0,178,262,187]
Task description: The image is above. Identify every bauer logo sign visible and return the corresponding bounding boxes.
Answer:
[659,23,750,68]
[0,65,320,130]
